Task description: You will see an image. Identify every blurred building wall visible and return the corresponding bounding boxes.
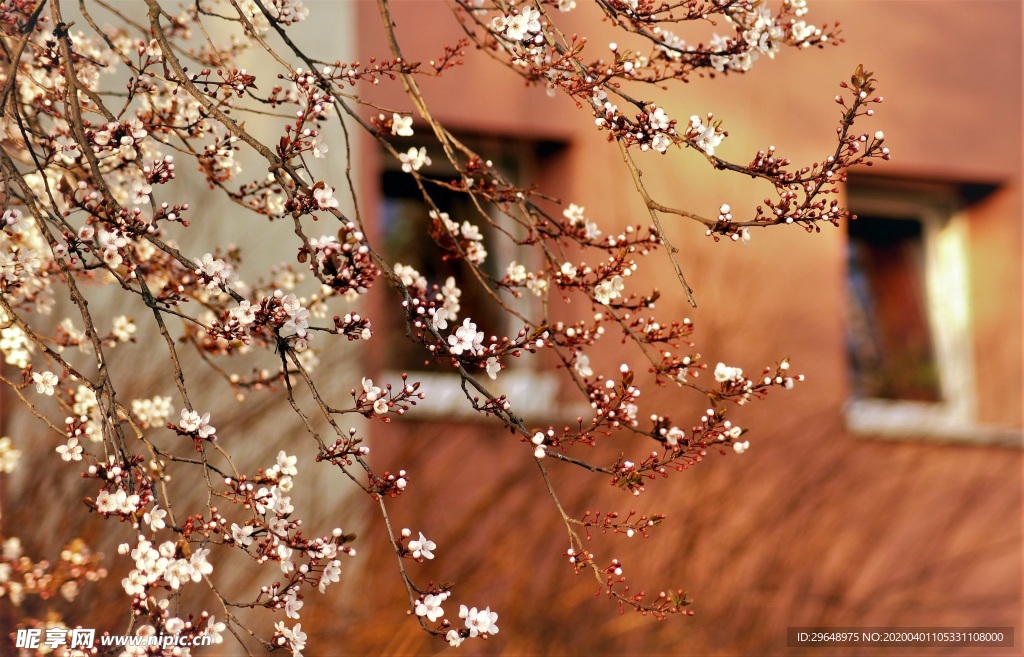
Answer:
[337,1,1023,655]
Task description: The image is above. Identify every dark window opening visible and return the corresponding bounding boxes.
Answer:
[379,137,554,372]
[846,214,943,402]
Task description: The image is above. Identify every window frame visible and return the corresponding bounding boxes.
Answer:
[376,134,567,422]
[843,185,981,440]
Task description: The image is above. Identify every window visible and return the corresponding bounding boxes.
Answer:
[378,135,563,419]
[844,182,979,439]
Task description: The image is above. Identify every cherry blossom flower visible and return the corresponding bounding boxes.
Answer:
[55,136,81,164]
[398,146,431,173]
[504,7,541,41]
[319,560,341,593]
[391,113,414,136]
[441,276,462,318]
[230,300,258,327]
[282,300,310,337]
[202,616,227,644]
[563,203,586,223]
[310,133,329,159]
[733,440,750,453]
[122,569,147,596]
[112,315,137,342]
[276,451,299,476]
[689,116,725,155]
[651,133,671,153]
[506,261,527,283]
[408,532,436,560]
[196,254,236,291]
[180,408,216,438]
[284,588,303,619]
[446,630,464,647]
[431,307,450,331]
[714,362,744,382]
[448,318,484,356]
[2,209,26,233]
[395,263,427,291]
[275,622,307,656]
[361,378,382,401]
[648,107,670,130]
[791,20,819,42]
[56,438,84,462]
[96,488,140,515]
[191,548,214,579]
[594,276,625,305]
[231,523,255,546]
[144,507,167,531]
[460,605,499,637]
[312,185,339,210]
[415,592,446,622]
[574,354,593,378]
[129,179,152,206]
[665,427,685,446]
[32,371,58,395]
[0,437,20,473]
[486,357,500,380]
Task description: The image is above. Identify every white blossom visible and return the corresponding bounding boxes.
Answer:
[594,276,625,305]
[313,185,339,210]
[32,370,58,395]
[180,408,216,438]
[144,507,167,531]
[714,362,744,382]
[284,588,303,619]
[448,318,484,356]
[56,437,84,462]
[3,209,27,233]
[460,605,499,637]
[398,146,431,173]
[231,523,255,546]
[485,356,500,380]
[391,114,414,136]
[112,315,137,341]
[0,437,20,473]
[319,560,341,593]
[431,307,450,331]
[408,532,436,560]
[506,261,528,283]
[196,253,236,291]
[129,179,152,206]
[132,396,173,427]
[574,354,593,378]
[689,116,725,155]
[362,377,382,401]
[415,592,446,622]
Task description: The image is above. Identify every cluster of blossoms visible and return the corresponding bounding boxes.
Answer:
[196,253,236,292]
[431,210,489,266]
[118,536,214,595]
[0,535,107,608]
[303,222,380,295]
[490,7,543,43]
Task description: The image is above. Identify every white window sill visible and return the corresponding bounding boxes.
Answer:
[845,399,1022,447]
